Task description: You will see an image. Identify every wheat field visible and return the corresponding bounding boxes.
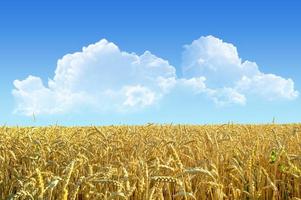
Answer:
[1,124,301,200]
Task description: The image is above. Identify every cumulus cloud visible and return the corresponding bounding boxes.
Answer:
[123,85,156,107]
[12,36,298,116]
[13,39,177,115]
[182,35,298,104]
[236,74,298,100]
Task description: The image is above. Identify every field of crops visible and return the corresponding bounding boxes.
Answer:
[1,124,301,200]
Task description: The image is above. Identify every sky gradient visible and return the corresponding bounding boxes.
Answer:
[0,0,301,125]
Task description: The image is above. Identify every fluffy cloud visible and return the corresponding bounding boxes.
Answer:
[236,74,298,100]
[12,36,298,116]
[13,39,177,115]
[182,35,298,104]
[182,38,259,87]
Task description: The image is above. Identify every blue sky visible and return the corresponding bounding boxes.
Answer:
[0,0,301,125]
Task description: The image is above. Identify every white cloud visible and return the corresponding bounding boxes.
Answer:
[177,77,207,94]
[123,85,156,107]
[182,35,298,103]
[236,74,298,100]
[206,88,247,106]
[12,36,298,116]
[13,39,176,115]
[182,35,258,88]
[13,75,91,115]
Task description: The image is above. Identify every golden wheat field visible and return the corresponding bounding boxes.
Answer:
[1,124,301,200]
